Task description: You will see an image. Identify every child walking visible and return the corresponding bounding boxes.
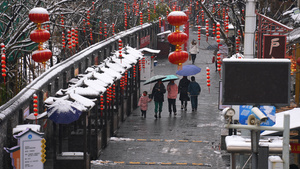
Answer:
[138,91,152,118]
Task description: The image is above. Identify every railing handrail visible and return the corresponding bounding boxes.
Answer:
[0,23,153,121]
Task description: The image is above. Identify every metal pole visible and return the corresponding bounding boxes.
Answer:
[251,130,259,169]
[283,113,290,169]
[244,0,256,58]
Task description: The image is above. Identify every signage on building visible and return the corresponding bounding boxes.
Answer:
[263,35,286,58]
[140,35,150,48]
[290,143,300,154]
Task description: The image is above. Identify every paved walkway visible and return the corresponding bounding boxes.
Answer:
[91,31,230,169]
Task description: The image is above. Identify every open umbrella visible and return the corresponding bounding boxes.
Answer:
[143,75,166,85]
[162,75,179,82]
[47,100,85,124]
[176,65,201,76]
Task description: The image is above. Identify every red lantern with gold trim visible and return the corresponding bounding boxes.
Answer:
[29,8,49,24]
[30,29,50,43]
[168,50,189,69]
[167,31,188,46]
[32,49,52,63]
[167,11,188,27]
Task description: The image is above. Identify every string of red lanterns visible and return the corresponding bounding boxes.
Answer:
[197,26,201,46]
[33,94,38,124]
[100,95,104,116]
[133,65,136,78]
[167,11,189,69]
[112,23,115,35]
[205,19,209,42]
[104,23,107,39]
[99,21,103,38]
[216,22,221,45]
[29,7,52,65]
[140,12,143,27]
[217,52,222,73]
[206,67,211,93]
[125,13,128,30]
[118,39,123,62]
[1,43,6,82]
[212,23,216,39]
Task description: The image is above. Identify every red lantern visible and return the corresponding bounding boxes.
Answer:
[32,49,52,63]
[29,7,49,24]
[30,29,50,43]
[167,32,188,46]
[167,11,188,27]
[168,50,189,68]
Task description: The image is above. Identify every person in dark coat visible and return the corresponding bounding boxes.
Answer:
[150,79,166,119]
[178,76,190,111]
[188,76,201,111]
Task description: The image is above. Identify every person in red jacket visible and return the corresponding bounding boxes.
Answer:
[167,80,178,116]
[138,91,152,118]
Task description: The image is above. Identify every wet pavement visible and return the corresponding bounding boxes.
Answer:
[91,30,230,169]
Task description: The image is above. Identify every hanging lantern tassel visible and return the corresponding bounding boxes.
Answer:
[33,94,38,124]
[206,67,211,93]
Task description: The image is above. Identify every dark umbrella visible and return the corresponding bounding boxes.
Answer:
[47,100,85,124]
[143,75,166,85]
[162,75,179,82]
[176,65,201,76]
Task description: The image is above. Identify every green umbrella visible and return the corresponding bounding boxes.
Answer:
[162,75,179,82]
[143,75,167,85]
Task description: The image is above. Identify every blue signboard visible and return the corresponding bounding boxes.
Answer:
[239,105,276,126]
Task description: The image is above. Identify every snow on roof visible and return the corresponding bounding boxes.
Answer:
[261,108,300,136]
[69,93,96,109]
[139,47,161,54]
[287,27,300,42]
[13,124,41,134]
[225,135,283,153]
[26,111,47,120]
[105,62,126,74]
[69,87,100,97]
[83,80,107,93]
[100,67,122,79]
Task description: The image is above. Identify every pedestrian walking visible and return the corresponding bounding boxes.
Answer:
[178,76,190,111]
[188,76,201,111]
[138,91,152,118]
[150,79,166,119]
[167,80,178,116]
[189,40,199,64]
